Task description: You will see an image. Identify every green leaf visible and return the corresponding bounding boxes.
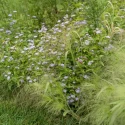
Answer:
[57,4,64,11]
[63,110,70,117]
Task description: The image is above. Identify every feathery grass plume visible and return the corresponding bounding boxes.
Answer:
[15,74,68,115]
[87,84,125,125]
[77,37,125,125]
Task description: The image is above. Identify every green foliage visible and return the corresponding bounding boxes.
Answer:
[0,0,125,124]
[0,0,80,27]
[0,101,82,125]
[84,0,108,28]
[77,39,125,125]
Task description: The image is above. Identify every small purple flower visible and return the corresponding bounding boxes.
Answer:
[50,63,55,67]
[74,20,87,25]
[8,14,12,17]
[95,28,102,34]
[60,64,64,67]
[63,89,67,93]
[61,83,66,87]
[35,52,39,56]
[105,36,110,39]
[88,60,94,66]
[64,76,68,79]
[75,97,79,101]
[57,20,61,23]
[13,10,17,13]
[26,76,31,80]
[75,88,80,93]
[105,44,114,51]
[20,79,24,83]
[71,95,75,98]
[77,58,83,63]
[35,67,39,70]
[7,72,11,75]
[6,30,12,34]
[7,76,11,80]
[83,75,89,79]
[15,36,19,39]
[42,61,48,65]
[85,40,90,45]
[69,99,74,103]
[0,28,4,32]
[29,80,33,83]
[67,96,71,99]
[32,16,36,18]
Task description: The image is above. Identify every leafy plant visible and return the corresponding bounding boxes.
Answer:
[0,0,125,124]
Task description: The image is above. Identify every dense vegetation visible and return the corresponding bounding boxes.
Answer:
[0,0,125,124]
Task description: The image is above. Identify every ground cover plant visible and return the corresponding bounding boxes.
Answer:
[0,0,125,124]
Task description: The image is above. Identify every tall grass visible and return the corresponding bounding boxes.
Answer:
[84,0,108,28]
[0,101,82,125]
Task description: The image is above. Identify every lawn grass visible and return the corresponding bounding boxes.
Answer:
[0,100,82,125]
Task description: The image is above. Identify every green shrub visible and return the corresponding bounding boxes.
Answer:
[0,0,125,124]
